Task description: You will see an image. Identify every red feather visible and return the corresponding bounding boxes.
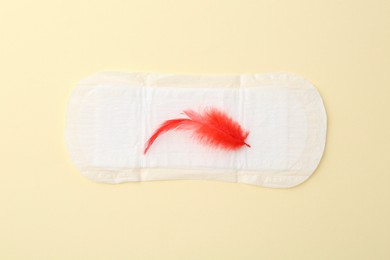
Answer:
[143,107,250,154]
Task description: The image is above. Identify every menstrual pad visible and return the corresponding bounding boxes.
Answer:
[65,72,327,188]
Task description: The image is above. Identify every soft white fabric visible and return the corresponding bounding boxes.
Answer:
[65,72,327,188]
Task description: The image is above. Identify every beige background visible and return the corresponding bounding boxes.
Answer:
[1,0,389,259]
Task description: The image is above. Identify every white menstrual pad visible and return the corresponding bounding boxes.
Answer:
[65,72,327,188]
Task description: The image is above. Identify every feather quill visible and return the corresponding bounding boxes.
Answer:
[144,107,250,154]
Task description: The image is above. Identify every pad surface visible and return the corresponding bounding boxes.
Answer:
[65,72,327,188]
